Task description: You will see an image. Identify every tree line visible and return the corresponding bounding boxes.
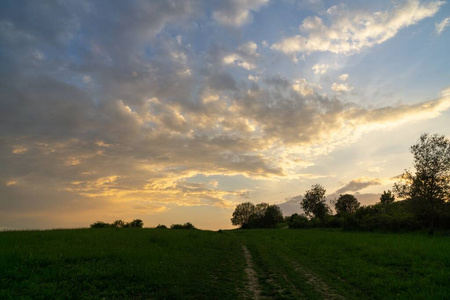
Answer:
[90,219,144,228]
[232,133,450,232]
[90,220,197,230]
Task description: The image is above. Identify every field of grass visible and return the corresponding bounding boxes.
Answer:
[1,228,449,299]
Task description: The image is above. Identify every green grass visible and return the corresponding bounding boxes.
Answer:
[0,229,246,299]
[237,229,450,299]
[1,228,449,299]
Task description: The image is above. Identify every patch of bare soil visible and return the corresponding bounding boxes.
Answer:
[242,245,262,300]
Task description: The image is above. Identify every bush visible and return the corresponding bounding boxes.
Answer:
[90,219,144,229]
[156,224,167,229]
[171,222,196,229]
[287,214,309,229]
[324,215,344,228]
[90,221,111,228]
[129,219,144,228]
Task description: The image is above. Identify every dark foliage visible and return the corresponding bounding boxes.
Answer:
[301,184,331,222]
[90,219,144,229]
[90,221,111,228]
[156,224,168,229]
[343,201,421,231]
[335,194,360,215]
[170,222,196,229]
[380,190,395,205]
[286,213,309,228]
[128,219,144,228]
[394,133,450,230]
[231,202,283,228]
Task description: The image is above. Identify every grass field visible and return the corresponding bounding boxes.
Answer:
[1,228,449,299]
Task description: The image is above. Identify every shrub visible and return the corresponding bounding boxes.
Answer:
[156,224,167,229]
[287,213,309,229]
[90,219,144,229]
[90,221,111,228]
[324,215,344,228]
[171,222,196,229]
[129,219,144,228]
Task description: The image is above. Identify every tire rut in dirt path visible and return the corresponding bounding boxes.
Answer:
[242,245,263,300]
[288,258,345,300]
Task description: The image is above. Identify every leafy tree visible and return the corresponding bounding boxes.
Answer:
[261,204,284,228]
[380,190,395,205]
[231,202,255,227]
[231,202,283,228]
[301,184,330,222]
[129,219,144,228]
[394,133,450,230]
[156,224,167,229]
[335,194,360,215]
[112,219,126,228]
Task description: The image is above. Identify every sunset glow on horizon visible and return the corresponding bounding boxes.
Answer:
[1,0,449,230]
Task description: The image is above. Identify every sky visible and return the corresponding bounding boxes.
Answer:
[1,0,449,230]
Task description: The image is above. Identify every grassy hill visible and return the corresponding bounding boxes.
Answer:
[1,228,449,299]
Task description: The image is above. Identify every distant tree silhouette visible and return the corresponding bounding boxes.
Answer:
[90,221,111,228]
[129,219,144,228]
[231,202,255,227]
[261,204,284,227]
[335,194,360,215]
[380,190,395,205]
[156,224,167,229]
[112,220,126,228]
[286,213,309,228]
[231,202,283,228]
[171,222,196,229]
[301,184,330,223]
[394,133,450,231]
[90,219,144,228]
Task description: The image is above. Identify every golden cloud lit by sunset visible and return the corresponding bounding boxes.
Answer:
[1,0,449,230]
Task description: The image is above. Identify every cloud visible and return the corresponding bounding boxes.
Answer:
[278,196,304,216]
[339,74,349,81]
[335,178,382,194]
[312,64,329,75]
[292,78,322,96]
[213,0,269,27]
[272,0,444,55]
[223,42,259,70]
[435,17,450,35]
[1,1,449,229]
[331,82,353,92]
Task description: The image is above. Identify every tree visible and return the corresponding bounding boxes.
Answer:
[90,221,110,228]
[112,219,126,228]
[301,184,330,222]
[261,204,284,228]
[380,190,395,205]
[129,219,144,228]
[394,133,450,230]
[231,202,255,227]
[287,213,309,228]
[335,194,360,215]
[231,202,283,228]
